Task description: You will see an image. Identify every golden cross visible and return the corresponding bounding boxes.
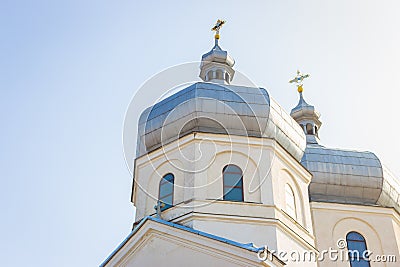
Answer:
[289,70,310,93]
[211,19,225,40]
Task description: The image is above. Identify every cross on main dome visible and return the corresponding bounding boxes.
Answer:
[199,20,235,84]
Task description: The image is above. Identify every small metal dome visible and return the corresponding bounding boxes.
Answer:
[290,92,322,145]
[199,19,235,84]
[199,44,235,84]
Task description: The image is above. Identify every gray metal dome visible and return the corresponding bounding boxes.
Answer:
[290,88,400,212]
[136,82,306,160]
[302,144,382,204]
[301,144,400,213]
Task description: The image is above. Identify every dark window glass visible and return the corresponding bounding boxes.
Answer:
[223,173,243,187]
[306,123,313,134]
[223,165,244,202]
[159,173,174,210]
[346,232,370,267]
[216,70,223,80]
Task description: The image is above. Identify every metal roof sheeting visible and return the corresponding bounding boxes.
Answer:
[136,82,306,161]
[302,144,400,212]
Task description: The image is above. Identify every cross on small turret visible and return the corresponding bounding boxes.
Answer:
[211,19,225,33]
[211,19,225,44]
[289,70,310,93]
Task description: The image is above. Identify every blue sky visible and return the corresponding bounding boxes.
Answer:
[1,1,400,266]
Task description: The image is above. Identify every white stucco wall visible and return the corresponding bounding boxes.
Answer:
[131,133,317,266]
[311,202,400,266]
[103,220,284,267]
[124,132,400,266]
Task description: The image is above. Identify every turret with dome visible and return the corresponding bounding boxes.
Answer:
[199,20,235,84]
[290,77,400,213]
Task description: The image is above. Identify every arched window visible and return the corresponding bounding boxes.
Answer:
[346,232,370,267]
[159,173,174,211]
[306,123,313,134]
[216,70,223,80]
[285,184,296,219]
[223,165,244,202]
[207,70,214,81]
[225,72,230,83]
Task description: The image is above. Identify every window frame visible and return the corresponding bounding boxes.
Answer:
[222,164,244,202]
[158,173,174,211]
[285,183,297,219]
[346,231,371,267]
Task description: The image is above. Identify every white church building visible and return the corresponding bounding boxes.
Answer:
[101,23,400,266]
